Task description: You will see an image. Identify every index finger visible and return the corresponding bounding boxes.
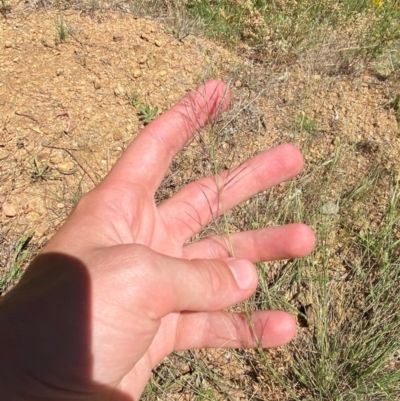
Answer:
[102,80,230,192]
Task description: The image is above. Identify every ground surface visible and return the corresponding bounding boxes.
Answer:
[1,3,400,400]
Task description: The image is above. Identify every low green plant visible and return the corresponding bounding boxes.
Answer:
[56,14,68,42]
[137,104,159,124]
[130,95,141,107]
[30,154,51,182]
[360,1,400,58]
[294,116,318,133]
[0,231,33,294]
[30,154,61,182]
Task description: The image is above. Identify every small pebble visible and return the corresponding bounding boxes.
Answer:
[114,85,125,96]
[50,154,63,165]
[113,129,124,141]
[57,161,76,174]
[320,201,339,216]
[2,202,17,217]
[113,33,123,42]
[0,149,9,160]
[133,69,141,78]
[93,79,101,90]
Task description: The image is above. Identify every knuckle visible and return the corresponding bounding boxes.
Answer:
[73,190,101,216]
[207,238,230,259]
[203,261,225,299]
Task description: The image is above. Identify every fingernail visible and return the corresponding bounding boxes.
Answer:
[228,259,256,290]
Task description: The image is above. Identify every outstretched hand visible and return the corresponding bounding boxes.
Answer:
[0,80,315,401]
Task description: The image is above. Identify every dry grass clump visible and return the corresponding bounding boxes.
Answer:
[144,75,400,399]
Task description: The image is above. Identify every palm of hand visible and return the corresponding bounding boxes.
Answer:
[36,81,315,399]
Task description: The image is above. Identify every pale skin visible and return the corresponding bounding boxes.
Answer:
[0,80,315,400]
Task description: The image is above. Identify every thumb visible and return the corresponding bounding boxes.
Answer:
[124,245,258,320]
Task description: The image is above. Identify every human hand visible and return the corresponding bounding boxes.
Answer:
[0,80,315,401]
